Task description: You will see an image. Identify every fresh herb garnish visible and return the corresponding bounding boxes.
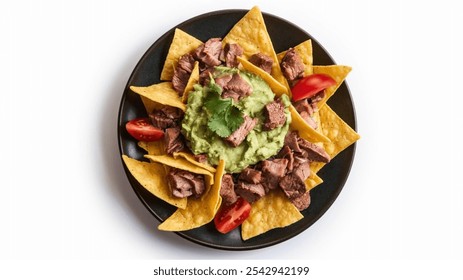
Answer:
[204,82,244,137]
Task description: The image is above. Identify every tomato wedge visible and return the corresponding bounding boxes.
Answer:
[125,118,164,142]
[214,197,251,234]
[291,73,336,101]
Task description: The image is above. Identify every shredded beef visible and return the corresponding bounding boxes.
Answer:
[261,159,288,191]
[193,38,222,67]
[279,173,306,200]
[149,106,184,129]
[263,99,286,130]
[290,191,311,211]
[164,127,185,155]
[214,74,233,89]
[172,53,195,94]
[167,169,205,198]
[297,137,331,163]
[225,73,252,98]
[284,131,302,153]
[280,48,304,82]
[194,154,208,164]
[277,145,294,172]
[220,174,237,205]
[248,53,273,74]
[224,115,257,147]
[235,182,265,203]
[239,167,262,184]
[220,43,243,68]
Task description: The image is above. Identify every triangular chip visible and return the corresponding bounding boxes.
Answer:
[241,189,303,240]
[122,155,187,209]
[222,6,290,93]
[181,61,200,103]
[158,159,225,231]
[289,105,330,143]
[310,104,360,174]
[173,151,216,173]
[237,56,288,96]
[130,82,186,111]
[138,141,165,156]
[160,28,203,81]
[313,65,352,108]
[140,96,159,115]
[305,172,323,192]
[277,40,313,76]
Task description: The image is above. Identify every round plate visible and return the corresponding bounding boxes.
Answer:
[118,9,357,250]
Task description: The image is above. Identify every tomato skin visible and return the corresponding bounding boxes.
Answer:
[214,197,251,234]
[291,73,336,101]
[125,118,164,142]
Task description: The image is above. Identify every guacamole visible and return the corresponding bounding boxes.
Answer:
[182,67,291,173]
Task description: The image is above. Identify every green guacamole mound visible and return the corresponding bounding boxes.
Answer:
[181,67,291,173]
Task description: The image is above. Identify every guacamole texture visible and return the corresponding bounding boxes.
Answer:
[182,67,291,173]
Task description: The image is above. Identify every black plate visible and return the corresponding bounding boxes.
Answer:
[118,9,357,250]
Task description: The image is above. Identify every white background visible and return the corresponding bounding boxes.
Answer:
[1,0,462,276]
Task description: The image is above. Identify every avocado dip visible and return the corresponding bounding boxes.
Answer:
[181,67,291,173]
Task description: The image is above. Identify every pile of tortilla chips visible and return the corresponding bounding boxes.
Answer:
[122,6,360,241]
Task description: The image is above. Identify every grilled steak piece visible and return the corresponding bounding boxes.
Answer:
[235,182,265,203]
[214,74,233,89]
[248,53,273,74]
[290,191,311,211]
[239,167,262,184]
[293,99,317,129]
[220,174,237,205]
[261,158,288,191]
[280,48,304,82]
[167,168,205,198]
[293,160,311,182]
[220,43,243,68]
[225,73,252,97]
[263,99,286,130]
[149,106,184,129]
[297,137,331,163]
[224,115,257,147]
[277,145,294,172]
[193,38,222,67]
[194,154,208,164]
[279,173,306,200]
[172,53,195,94]
[284,131,302,153]
[164,127,185,155]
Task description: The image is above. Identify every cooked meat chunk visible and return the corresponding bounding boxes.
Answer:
[220,174,237,205]
[214,74,233,89]
[193,38,223,67]
[172,53,195,94]
[167,168,205,198]
[225,73,252,97]
[261,158,288,190]
[220,43,243,68]
[149,106,184,129]
[297,137,331,163]
[292,160,311,182]
[290,191,311,211]
[164,127,185,155]
[263,99,286,130]
[224,115,257,147]
[248,53,273,74]
[194,154,208,164]
[279,173,306,200]
[239,167,262,184]
[280,48,304,81]
[284,131,302,153]
[293,99,317,129]
[235,182,265,203]
[277,145,294,172]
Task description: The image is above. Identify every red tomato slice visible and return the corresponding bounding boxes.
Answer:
[125,118,164,142]
[214,197,251,234]
[291,73,336,101]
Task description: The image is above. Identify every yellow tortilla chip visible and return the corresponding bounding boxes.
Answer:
[181,61,200,103]
[144,154,214,185]
[313,65,352,108]
[173,152,216,173]
[310,104,360,174]
[237,56,288,96]
[158,159,225,231]
[277,40,313,76]
[305,172,323,192]
[289,105,330,143]
[160,28,203,81]
[222,6,290,93]
[138,141,165,155]
[122,155,187,209]
[242,189,303,240]
[130,82,186,111]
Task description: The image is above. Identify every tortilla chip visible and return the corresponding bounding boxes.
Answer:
[181,61,200,103]
[289,105,330,143]
[173,151,216,173]
[130,82,186,112]
[277,40,313,76]
[160,28,203,81]
[222,6,290,93]
[310,104,360,174]
[144,154,214,185]
[122,155,187,209]
[241,189,303,240]
[313,65,352,109]
[305,172,323,192]
[237,56,288,96]
[158,159,225,231]
[138,141,166,155]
